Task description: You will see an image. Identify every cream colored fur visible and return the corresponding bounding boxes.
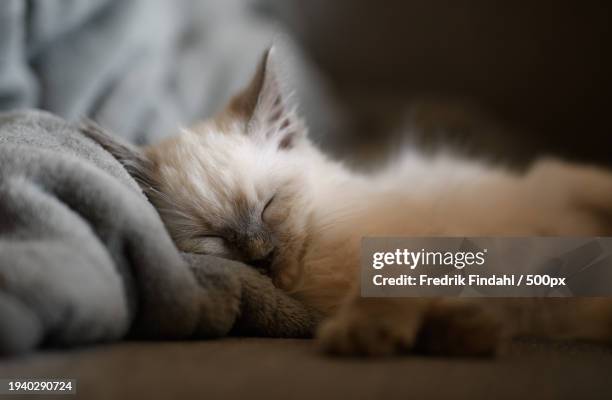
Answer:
[142,48,612,356]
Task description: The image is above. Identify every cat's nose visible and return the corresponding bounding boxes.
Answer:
[239,232,275,264]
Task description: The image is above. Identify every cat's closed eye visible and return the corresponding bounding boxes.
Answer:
[188,235,232,257]
[262,195,276,222]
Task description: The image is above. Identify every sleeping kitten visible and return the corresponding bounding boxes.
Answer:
[83,47,612,356]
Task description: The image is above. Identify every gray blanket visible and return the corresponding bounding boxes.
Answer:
[0,0,334,355]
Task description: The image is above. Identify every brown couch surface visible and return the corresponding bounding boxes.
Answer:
[1,338,611,399]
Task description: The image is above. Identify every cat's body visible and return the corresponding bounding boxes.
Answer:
[83,47,612,356]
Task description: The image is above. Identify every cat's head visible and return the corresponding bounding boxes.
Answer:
[86,48,326,288]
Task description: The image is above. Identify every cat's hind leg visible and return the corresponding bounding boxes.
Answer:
[525,158,612,234]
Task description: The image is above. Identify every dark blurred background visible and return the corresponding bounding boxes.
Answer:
[1,0,609,168]
[259,0,611,168]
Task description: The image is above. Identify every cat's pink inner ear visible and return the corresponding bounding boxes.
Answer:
[252,48,289,124]
[251,48,307,149]
[226,46,306,148]
[225,48,272,122]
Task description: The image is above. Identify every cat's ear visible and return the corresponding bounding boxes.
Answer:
[79,120,159,194]
[228,47,306,150]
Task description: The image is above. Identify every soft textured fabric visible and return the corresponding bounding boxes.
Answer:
[0,110,319,355]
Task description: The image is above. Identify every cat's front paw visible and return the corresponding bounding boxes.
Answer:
[317,302,420,357]
[415,301,504,357]
[317,299,503,357]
